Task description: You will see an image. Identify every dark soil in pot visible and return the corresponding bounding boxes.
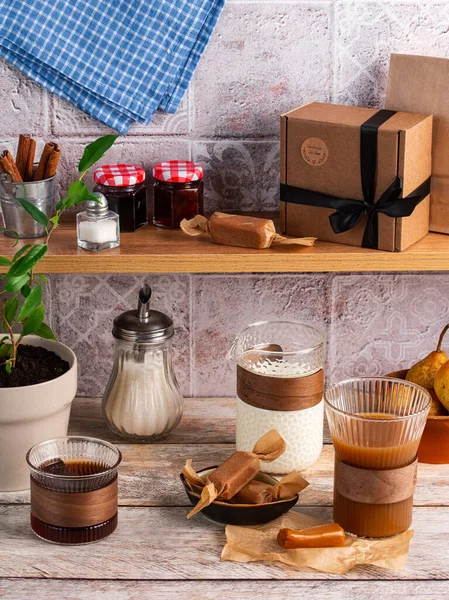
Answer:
[0,345,70,388]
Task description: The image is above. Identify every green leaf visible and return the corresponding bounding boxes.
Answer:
[21,284,31,298]
[83,192,100,203]
[6,275,30,293]
[36,274,48,284]
[78,134,119,175]
[19,199,48,227]
[49,215,59,227]
[56,197,66,211]
[58,181,93,210]
[5,362,11,374]
[68,192,100,207]
[13,244,31,263]
[4,297,18,323]
[18,285,42,320]
[35,322,57,341]
[0,228,19,244]
[7,244,47,278]
[0,344,12,358]
[0,257,11,267]
[22,304,44,337]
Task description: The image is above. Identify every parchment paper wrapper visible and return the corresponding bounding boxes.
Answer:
[183,429,287,518]
[222,510,414,574]
[181,213,316,249]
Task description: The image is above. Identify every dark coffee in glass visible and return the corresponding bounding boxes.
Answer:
[27,437,122,544]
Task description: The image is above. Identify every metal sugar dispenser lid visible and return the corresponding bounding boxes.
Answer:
[112,284,174,343]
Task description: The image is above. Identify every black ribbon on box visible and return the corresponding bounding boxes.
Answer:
[280,109,431,249]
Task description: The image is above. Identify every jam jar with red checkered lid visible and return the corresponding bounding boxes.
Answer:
[94,164,147,232]
[152,160,204,229]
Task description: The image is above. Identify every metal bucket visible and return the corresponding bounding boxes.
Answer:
[0,173,55,238]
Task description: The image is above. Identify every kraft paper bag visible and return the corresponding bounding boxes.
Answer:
[386,53,449,234]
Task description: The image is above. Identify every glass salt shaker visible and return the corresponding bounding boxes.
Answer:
[102,284,183,441]
[76,192,120,252]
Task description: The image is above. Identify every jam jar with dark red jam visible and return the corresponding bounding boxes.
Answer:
[94,164,147,232]
[152,160,204,229]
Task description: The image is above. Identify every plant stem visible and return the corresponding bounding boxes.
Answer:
[437,324,449,352]
[1,308,17,366]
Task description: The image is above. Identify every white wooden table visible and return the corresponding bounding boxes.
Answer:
[1,397,449,599]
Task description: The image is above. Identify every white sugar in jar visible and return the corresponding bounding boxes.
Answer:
[228,321,325,474]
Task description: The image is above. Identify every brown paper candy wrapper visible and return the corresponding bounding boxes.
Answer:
[183,429,288,518]
[222,511,414,574]
[180,212,316,250]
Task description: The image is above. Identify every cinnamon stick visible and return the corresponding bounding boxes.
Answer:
[24,137,36,182]
[16,134,34,180]
[44,144,60,179]
[0,150,22,182]
[33,142,55,181]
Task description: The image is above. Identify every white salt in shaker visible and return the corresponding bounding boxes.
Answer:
[227,320,325,474]
[102,284,183,441]
[77,192,120,251]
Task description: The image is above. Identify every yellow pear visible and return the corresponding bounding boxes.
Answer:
[429,388,448,416]
[434,361,449,412]
[406,324,449,389]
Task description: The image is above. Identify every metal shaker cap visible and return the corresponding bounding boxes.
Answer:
[86,192,109,217]
[112,284,174,343]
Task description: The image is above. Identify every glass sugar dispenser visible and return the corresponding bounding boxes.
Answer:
[102,284,183,441]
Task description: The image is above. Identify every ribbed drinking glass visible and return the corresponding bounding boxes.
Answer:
[27,436,122,544]
[325,377,430,538]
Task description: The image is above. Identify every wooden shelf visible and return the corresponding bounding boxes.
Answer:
[1,220,449,273]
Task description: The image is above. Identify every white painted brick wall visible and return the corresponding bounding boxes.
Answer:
[1,1,448,397]
[1,0,448,210]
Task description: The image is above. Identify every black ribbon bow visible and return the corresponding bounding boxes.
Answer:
[280,109,431,249]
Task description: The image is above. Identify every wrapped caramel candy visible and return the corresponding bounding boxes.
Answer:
[180,212,316,250]
[182,429,286,518]
[232,471,309,505]
[277,523,345,549]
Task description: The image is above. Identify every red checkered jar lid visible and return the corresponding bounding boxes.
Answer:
[94,164,146,187]
[152,160,204,183]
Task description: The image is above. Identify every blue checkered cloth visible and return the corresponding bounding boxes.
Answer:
[0,0,224,133]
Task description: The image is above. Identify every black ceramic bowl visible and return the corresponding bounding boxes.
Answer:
[180,466,299,526]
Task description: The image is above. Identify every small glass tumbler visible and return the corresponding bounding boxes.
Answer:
[228,320,326,474]
[27,436,122,545]
[325,377,430,538]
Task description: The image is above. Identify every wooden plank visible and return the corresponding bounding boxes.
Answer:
[2,579,448,599]
[68,397,238,445]
[1,221,449,274]
[0,505,447,580]
[2,444,447,507]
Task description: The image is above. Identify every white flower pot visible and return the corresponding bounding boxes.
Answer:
[0,336,77,491]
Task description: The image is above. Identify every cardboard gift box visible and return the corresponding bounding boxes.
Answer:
[386,53,449,234]
[280,102,432,251]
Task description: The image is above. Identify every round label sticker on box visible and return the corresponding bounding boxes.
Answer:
[301,138,328,167]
